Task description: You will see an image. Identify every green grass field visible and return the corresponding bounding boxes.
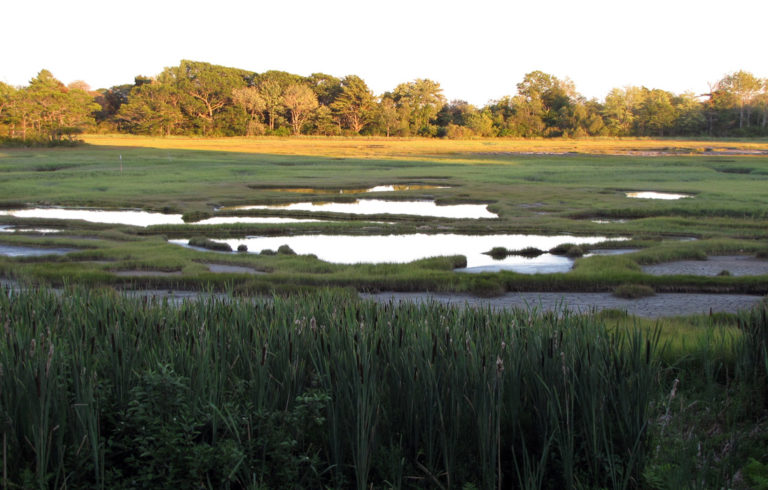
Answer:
[1,135,767,299]
[3,137,768,488]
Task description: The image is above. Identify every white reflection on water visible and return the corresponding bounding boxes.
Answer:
[193,217,324,225]
[0,226,61,234]
[270,184,448,194]
[0,208,186,226]
[226,199,497,219]
[626,191,691,200]
[170,234,626,271]
[0,244,73,257]
[0,208,325,227]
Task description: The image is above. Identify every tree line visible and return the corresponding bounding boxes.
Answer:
[1,60,767,143]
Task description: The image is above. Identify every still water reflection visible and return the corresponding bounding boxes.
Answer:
[0,208,324,227]
[269,184,448,194]
[226,199,497,219]
[170,234,626,272]
[626,191,691,200]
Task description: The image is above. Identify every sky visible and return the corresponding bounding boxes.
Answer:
[2,0,766,106]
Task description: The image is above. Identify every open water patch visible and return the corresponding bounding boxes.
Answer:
[0,244,74,257]
[0,225,61,234]
[625,191,692,200]
[0,208,327,227]
[224,199,497,219]
[251,184,448,194]
[169,234,626,271]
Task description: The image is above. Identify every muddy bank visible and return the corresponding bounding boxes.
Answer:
[362,292,765,318]
[2,279,762,317]
[204,263,266,275]
[643,255,768,277]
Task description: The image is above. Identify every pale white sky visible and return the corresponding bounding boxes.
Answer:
[2,0,765,105]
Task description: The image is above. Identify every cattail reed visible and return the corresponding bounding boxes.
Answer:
[0,286,682,489]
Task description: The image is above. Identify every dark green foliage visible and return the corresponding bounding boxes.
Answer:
[514,246,546,257]
[486,246,509,260]
[181,210,212,223]
[237,244,248,252]
[745,458,768,489]
[0,286,667,489]
[188,237,232,252]
[277,244,296,255]
[548,243,582,257]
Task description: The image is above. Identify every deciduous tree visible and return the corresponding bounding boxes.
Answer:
[282,83,318,135]
[232,86,266,135]
[331,75,376,134]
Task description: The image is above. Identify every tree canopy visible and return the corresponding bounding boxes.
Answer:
[2,62,768,142]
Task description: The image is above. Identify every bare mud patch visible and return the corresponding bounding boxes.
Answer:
[204,263,265,275]
[363,292,764,318]
[642,255,768,277]
[113,270,183,277]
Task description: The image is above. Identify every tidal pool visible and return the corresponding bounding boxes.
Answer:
[193,216,325,225]
[625,191,692,200]
[0,244,73,257]
[267,184,448,194]
[170,234,626,272]
[225,199,497,219]
[0,208,186,226]
[0,208,325,227]
[0,226,61,234]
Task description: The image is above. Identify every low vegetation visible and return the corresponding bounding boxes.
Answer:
[613,283,657,299]
[188,236,232,252]
[1,287,766,489]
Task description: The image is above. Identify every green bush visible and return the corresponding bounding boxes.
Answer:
[277,244,296,255]
[485,246,508,260]
[188,237,232,252]
[181,210,213,223]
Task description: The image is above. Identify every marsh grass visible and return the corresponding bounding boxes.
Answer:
[613,284,656,299]
[0,286,674,489]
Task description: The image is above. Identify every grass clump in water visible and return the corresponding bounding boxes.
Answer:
[188,237,232,252]
[613,283,656,299]
[550,243,585,257]
[181,210,212,223]
[277,244,296,255]
[485,246,509,260]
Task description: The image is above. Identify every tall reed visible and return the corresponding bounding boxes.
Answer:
[0,285,667,489]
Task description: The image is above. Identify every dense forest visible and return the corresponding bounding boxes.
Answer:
[1,60,767,143]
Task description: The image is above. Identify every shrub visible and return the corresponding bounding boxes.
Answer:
[565,245,585,258]
[485,247,508,260]
[717,269,731,277]
[188,237,232,252]
[277,244,296,255]
[550,243,577,255]
[237,244,248,252]
[511,247,545,258]
[181,211,213,223]
[613,284,656,299]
